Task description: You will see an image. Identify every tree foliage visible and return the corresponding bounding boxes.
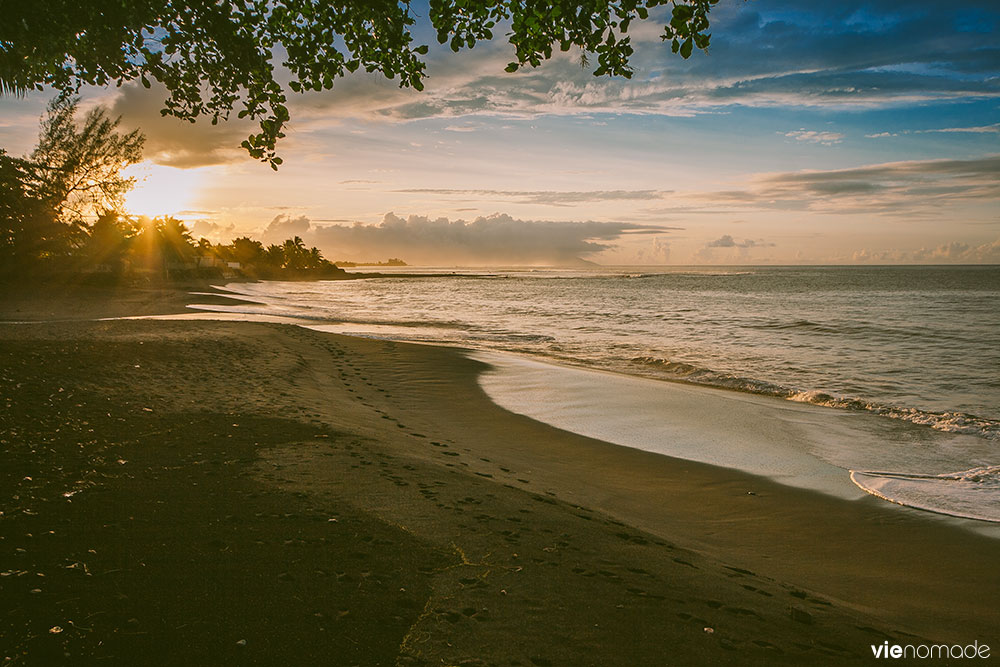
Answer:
[0,149,62,266]
[0,93,344,282]
[0,0,718,169]
[210,235,338,275]
[1,95,143,273]
[30,96,145,226]
[82,210,138,272]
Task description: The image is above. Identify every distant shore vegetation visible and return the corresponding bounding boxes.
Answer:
[1,95,344,284]
[334,258,407,268]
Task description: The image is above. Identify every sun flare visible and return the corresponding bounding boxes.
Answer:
[123,162,208,218]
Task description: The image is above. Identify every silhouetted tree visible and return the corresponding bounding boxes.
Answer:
[130,216,196,279]
[158,217,195,264]
[230,236,266,267]
[0,96,145,277]
[1,0,717,167]
[81,209,138,273]
[30,95,144,226]
[282,236,309,270]
[307,246,326,270]
[265,244,286,271]
[0,149,76,273]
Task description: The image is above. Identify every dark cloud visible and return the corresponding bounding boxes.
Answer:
[763,156,1000,185]
[393,188,667,207]
[278,212,674,265]
[798,181,886,195]
[758,156,1000,214]
[110,83,252,168]
[669,156,1000,217]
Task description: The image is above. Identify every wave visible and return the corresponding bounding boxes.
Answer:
[850,466,1000,523]
[743,317,988,346]
[652,271,757,277]
[188,303,481,331]
[630,356,1000,441]
[192,291,999,443]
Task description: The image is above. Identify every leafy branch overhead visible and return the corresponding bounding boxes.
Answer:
[1,0,718,169]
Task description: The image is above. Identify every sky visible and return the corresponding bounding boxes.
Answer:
[2,0,998,265]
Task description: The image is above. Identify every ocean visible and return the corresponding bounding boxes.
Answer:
[190,265,1000,524]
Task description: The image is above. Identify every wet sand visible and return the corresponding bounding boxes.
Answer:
[1,287,997,665]
[0,280,251,321]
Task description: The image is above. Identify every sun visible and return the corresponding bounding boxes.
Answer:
[123,162,208,218]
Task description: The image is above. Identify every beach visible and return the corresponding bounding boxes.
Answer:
[2,285,998,665]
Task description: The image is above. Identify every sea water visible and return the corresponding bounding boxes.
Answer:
[192,265,1000,523]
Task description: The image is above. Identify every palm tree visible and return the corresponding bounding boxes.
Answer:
[82,209,137,273]
[282,235,308,270]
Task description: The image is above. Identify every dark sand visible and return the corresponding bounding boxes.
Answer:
[1,286,997,665]
[0,280,250,322]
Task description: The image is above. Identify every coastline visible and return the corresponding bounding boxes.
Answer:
[2,285,997,664]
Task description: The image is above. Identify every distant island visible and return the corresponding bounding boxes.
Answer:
[334,258,408,268]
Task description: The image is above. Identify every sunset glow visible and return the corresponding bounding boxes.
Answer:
[123,162,208,219]
[3,1,999,661]
[2,0,997,265]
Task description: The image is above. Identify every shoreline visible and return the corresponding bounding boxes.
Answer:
[2,284,998,664]
[473,350,1000,529]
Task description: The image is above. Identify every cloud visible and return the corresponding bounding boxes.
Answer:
[177,209,219,217]
[864,124,1000,138]
[706,235,774,248]
[609,235,672,264]
[283,1,999,123]
[392,188,667,207]
[261,214,312,243]
[917,123,1000,134]
[633,155,998,224]
[189,219,236,242]
[707,235,739,248]
[651,237,672,262]
[912,239,1000,263]
[679,155,1000,217]
[697,233,775,262]
[277,212,674,265]
[77,0,996,172]
[110,83,252,168]
[785,129,844,145]
[757,156,1000,212]
[852,238,1000,263]
[764,156,1000,183]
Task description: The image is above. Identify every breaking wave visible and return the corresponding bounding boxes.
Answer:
[631,355,1000,441]
[851,466,1000,523]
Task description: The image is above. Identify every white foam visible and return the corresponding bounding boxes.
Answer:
[851,466,1000,523]
[475,351,1000,526]
[104,310,309,325]
[473,351,866,500]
